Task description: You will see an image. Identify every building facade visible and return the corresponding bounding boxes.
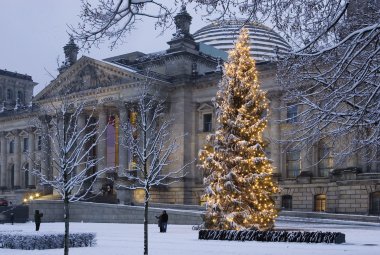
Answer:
[1,7,380,215]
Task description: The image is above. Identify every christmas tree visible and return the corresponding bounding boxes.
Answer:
[199,28,279,231]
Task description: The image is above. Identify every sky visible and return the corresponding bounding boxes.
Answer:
[0,1,207,95]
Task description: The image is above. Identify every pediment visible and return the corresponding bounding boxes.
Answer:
[5,132,14,139]
[197,103,214,112]
[19,130,28,137]
[35,56,142,101]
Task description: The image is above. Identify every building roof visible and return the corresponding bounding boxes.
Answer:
[193,20,291,62]
[0,68,33,81]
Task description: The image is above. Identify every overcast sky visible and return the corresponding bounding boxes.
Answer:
[0,1,206,95]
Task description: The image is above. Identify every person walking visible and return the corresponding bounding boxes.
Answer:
[34,210,43,231]
[156,210,169,233]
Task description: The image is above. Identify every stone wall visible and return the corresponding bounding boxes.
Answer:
[29,200,204,225]
[278,171,380,214]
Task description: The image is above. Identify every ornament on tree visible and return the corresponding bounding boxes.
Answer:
[199,28,279,231]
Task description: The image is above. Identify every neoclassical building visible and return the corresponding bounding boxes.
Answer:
[1,7,379,215]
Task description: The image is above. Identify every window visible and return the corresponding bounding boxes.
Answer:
[17,91,24,103]
[37,136,42,151]
[286,150,301,177]
[7,89,13,100]
[286,104,298,123]
[10,164,15,188]
[24,163,29,188]
[9,140,14,154]
[23,137,29,152]
[282,195,292,210]
[318,143,333,177]
[106,116,117,167]
[203,113,212,132]
[314,194,326,212]
[369,191,380,215]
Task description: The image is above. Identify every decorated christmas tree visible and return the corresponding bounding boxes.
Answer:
[199,28,279,231]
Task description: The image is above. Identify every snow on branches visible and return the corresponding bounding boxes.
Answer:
[30,101,112,202]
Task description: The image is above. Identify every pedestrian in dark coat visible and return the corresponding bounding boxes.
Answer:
[10,212,14,225]
[34,210,43,231]
[156,210,169,233]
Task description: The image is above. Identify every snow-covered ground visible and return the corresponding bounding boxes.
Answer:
[1,218,379,255]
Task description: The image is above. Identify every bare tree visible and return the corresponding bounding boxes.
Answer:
[70,0,176,49]
[117,87,190,255]
[71,0,380,161]
[31,100,111,255]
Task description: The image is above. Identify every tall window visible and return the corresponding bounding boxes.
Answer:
[318,143,333,177]
[106,116,118,168]
[23,137,29,152]
[9,140,14,154]
[24,163,29,188]
[369,191,380,215]
[203,113,212,132]
[286,103,298,123]
[282,195,292,210]
[17,91,24,103]
[286,150,301,177]
[10,164,15,188]
[314,194,326,212]
[7,89,13,100]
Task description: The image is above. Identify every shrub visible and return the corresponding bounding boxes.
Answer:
[0,232,96,250]
[198,229,345,244]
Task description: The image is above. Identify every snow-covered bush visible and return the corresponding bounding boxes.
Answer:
[198,230,345,244]
[0,232,96,249]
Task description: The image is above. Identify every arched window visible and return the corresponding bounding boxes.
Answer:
[9,140,14,154]
[369,191,380,215]
[314,194,326,212]
[282,195,292,210]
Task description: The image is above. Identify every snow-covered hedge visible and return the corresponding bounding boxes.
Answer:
[199,229,345,244]
[0,232,96,250]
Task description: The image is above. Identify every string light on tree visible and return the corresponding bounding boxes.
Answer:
[199,28,279,231]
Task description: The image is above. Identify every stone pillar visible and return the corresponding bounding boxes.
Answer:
[269,97,281,174]
[13,130,21,189]
[116,103,133,204]
[39,115,53,195]
[0,132,7,188]
[40,116,51,178]
[28,129,36,188]
[77,113,86,173]
[118,105,128,176]
[97,107,107,178]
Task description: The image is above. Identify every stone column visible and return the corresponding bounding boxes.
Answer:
[116,103,133,204]
[97,107,107,178]
[0,132,7,188]
[40,115,51,179]
[13,130,21,189]
[118,105,128,176]
[269,97,281,174]
[28,129,36,188]
[77,113,86,174]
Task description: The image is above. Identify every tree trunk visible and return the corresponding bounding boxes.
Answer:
[64,195,70,255]
[144,187,149,255]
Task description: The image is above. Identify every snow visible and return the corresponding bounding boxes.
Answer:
[1,218,379,255]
